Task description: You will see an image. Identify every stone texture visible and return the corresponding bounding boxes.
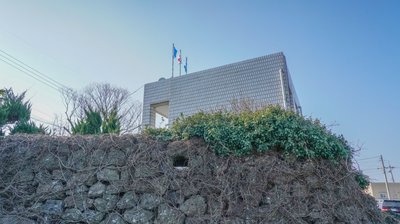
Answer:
[179,195,207,216]
[91,149,106,166]
[36,180,64,195]
[42,200,63,215]
[0,216,36,224]
[120,168,133,183]
[134,165,160,178]
[41,153,62,170]
[106,183,125,194]
[88,182,106,198]
[150,176,169,195]
[223,217,246,224]
[123,207,154,224]
[29,202,42,214]
[52,169,73,181]
[67,149,87,170]
[155,204,185,224]
[68,172,97,188]
[34,170,52,184]
[84,209,105,224]
[181,182,199,197]
[62,208,83,222]
[94,194,119,212]
[97,168,120,182]
[108,150,126,166]
[1,136,385,224]
[86,198,95,209]
[165,190,185,206]
[101,213,127,224]
[66,185,89,196]
[117,191,138,209]
[139,193,161,210]
[185,217,208,224]
[64,194,87,210]
[16,168,35,182]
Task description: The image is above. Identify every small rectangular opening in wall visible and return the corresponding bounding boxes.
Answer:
[173,155,189,170]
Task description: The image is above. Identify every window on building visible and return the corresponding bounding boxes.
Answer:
[379,192,387,199]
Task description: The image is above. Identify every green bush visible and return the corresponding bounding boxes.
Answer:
[145,106,352,161]
[143,127,173,141]
[10,121,47,135]
[354,172,370,189]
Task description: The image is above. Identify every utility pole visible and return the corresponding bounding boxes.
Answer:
[380,155,391,199]
[388,162,396,183]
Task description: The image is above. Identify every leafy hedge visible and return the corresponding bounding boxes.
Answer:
[144,106,352,161]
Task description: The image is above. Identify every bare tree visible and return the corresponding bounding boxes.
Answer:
[62,83,142,134]
[50,114,69,136]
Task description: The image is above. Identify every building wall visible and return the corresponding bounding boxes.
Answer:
[366,182,400,200]
[142,52,301,127]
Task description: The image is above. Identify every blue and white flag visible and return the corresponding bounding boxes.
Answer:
[173,44,178,58]
[184,57,188,74]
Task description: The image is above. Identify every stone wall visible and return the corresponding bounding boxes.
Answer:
[0,135,385,223]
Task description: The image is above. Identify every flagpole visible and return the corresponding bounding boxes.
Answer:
[185,57,188,75]
[172,44,174,78]
[179,50,182,76]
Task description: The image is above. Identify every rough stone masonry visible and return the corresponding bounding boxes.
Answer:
[0,135,387,223]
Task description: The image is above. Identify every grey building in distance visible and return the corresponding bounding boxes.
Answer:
[142,52,301,127]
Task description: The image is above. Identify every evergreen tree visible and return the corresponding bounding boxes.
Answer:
[71,107,121,135]
[72,108,102,135]
[102,108,121,134]
[0,88,47,135]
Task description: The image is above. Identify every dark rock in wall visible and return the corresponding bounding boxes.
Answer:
[155,204,185,224]
[107,149,126,166]
[97,168,120,182]
[123,207,154,224]
[84,209,106,224]
[62,208,83,222]
[88,182,106,198]
[94,194,119,212]
[179,195,207,217]
[42,200,63,215]
[91,149,107,166]
[100,213,126,224]
[117,191,138,209]
[0,216,36,224]
[64,193,87,211]
[139,193,161,210]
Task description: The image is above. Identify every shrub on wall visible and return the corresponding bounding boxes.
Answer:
[144,106,352,161]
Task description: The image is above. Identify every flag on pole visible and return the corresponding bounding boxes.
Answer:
[184,57,188,74]
[172,43,177,77]
[177,51,182,64]
[173,44,178,58]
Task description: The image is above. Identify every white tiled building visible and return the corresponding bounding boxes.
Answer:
[142,52,301,127]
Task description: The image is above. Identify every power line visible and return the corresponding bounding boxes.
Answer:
[362,168,381,171]
[128,85,144,97]
[357,156,380,161]
[31,116,63,129]
[0,49,68,90]
[0,56,60,92]
[0,50,68,93]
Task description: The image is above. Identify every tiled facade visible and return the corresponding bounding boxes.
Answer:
[142,52,301,127]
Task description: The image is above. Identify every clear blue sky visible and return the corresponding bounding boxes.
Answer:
[0,1,399,182]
